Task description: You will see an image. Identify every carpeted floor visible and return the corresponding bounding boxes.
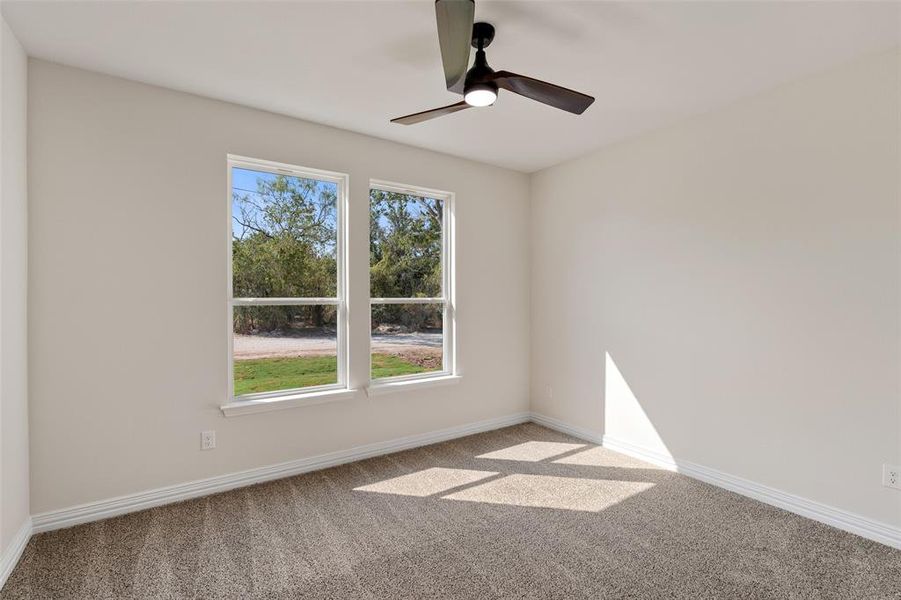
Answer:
[3,423,899,599]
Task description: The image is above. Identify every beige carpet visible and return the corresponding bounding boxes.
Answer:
[3,423,899,599]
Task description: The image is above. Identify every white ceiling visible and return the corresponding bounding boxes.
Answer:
[3,1,899,172]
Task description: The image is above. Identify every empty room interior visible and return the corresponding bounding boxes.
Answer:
[0,0,900,598]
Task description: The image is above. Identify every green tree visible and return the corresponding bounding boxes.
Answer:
[369,190,442,330]
[232,174,337,333]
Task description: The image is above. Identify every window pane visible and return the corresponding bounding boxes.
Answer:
[370,189,442,298]
[371,303,443,379]
[232,167,338,298]
[233,305,337,395]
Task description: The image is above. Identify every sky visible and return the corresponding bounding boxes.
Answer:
[231,167,338,241]
[231,166,442,239]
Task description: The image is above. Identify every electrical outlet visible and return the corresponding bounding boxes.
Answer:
[545,385,553,399]
[201,430,216,451]
[883,464,900,490]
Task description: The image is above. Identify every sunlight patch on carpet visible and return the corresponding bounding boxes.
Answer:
[442,475,654,512]
[354,467,498,497]
[553,446,643,468]
[476,441,585,462]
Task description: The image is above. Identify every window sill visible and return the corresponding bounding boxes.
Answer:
[221,387,358,417]
[366,374,461,398]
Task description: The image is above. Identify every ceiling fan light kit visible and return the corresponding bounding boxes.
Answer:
[464,83,497,107]
[391,0,595,125]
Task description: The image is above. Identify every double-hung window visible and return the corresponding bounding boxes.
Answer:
[227,155,348,406]
[369,181,454,384]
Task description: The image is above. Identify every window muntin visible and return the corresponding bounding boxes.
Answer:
[228,156,347,401]
[369,182,454,383]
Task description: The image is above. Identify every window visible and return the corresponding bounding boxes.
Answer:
[369,181,454,384]
[228,156,347,403]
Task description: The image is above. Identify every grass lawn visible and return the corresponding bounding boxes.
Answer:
[234,353,431,396]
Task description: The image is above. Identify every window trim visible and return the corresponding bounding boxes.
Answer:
[366,374,461,398]
[221,387,359,417]
[225,155,350,410]
[368,179,456,387]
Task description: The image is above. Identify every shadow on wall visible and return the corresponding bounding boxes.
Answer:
[604,351,674,462]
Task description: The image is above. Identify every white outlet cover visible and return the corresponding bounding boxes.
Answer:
[201,430,216,450]
[883,464,900,490]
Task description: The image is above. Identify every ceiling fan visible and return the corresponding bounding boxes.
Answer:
[391,0,595,125]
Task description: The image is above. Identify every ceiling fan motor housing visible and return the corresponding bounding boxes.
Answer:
[471,22,495,49]
[464,22,498,102]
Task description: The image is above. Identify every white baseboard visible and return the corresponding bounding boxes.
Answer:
[528,412,603,444]
[601,434,901,550]
[26,410,901,554]
[530,412,900,550]
[31,412,531,534]
[0,518,32,591]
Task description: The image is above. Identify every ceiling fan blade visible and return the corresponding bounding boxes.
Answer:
[391,101,472,125]
[491,70,595,114]
[435,0,474,94]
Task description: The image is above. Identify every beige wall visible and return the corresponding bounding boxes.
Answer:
[530,49,901,527]
[27,60,530,514]
[0,15,30,551]
[22,45,901,533]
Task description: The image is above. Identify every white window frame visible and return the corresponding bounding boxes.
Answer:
[224,155,350,414]
[368,180,456,389]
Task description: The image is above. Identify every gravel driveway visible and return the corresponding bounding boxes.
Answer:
[234,332,442,359]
